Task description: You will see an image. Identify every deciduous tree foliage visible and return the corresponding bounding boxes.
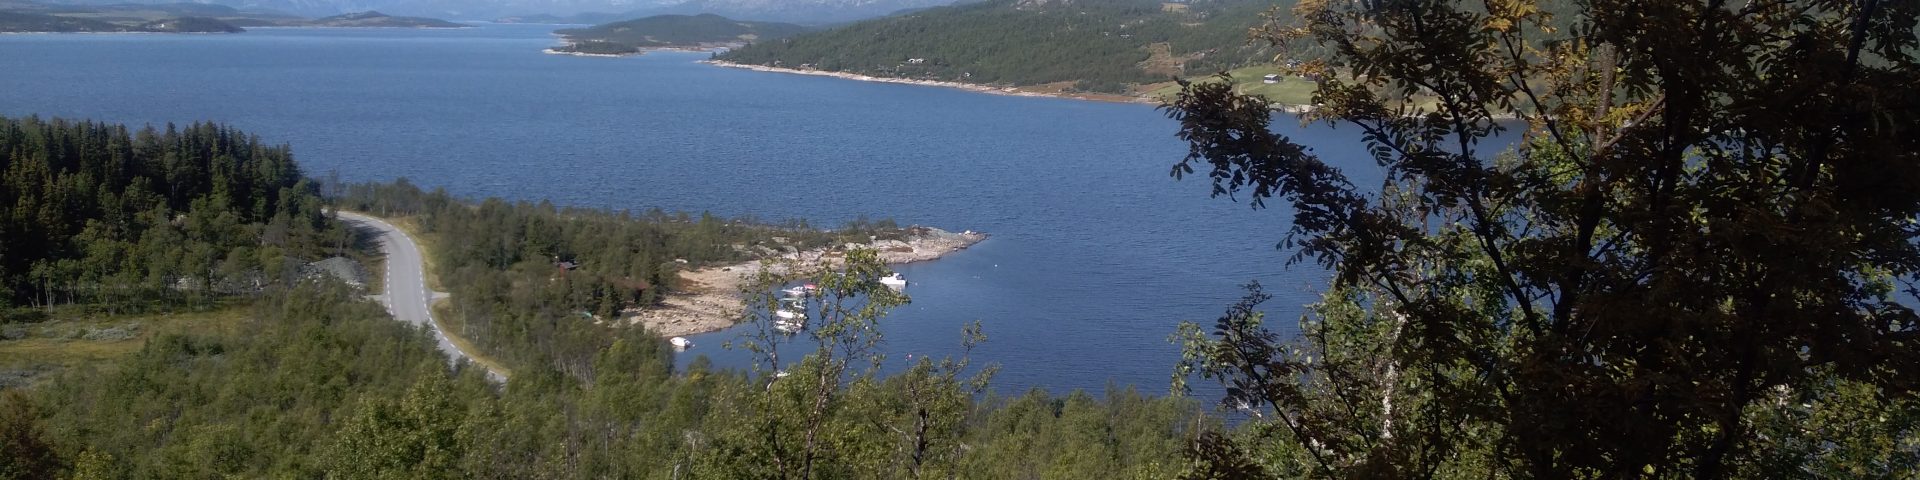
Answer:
[1168,0,1920,477]
[12,281,1205,478]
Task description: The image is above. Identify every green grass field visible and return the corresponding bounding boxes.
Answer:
[1147,65,1319,105]
[0,305,252,386]
[1149,64,1454,113]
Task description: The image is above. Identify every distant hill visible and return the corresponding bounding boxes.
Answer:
[24,0,672,19]
[298,11,468,28]
[29,0,954,24]
[716,0,1284,94]
[0,7,244,32]
[7,0,983,33]
[138,15,246,32]
[494,12,600,24]
[0,1,310,31]
[549,13,806,54]
[0,10,128,31]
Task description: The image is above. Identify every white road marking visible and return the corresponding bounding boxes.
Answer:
[336,211,506,383]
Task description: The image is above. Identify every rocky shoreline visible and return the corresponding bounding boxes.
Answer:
[627,226,988,338]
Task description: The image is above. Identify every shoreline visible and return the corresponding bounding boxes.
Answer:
[704,60,1159,105]
[627,226,988,338]
[698,61,1494,117]
[0,30,240,35]
[542,48,633,58]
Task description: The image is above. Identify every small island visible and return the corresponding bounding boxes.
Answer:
[546,13,807,57]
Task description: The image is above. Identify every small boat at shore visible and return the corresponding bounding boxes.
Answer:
[669,336,693,351]
[880,273,907,290]
[781,286,810,298]
[776,297,806,319]
[775,297,806,332]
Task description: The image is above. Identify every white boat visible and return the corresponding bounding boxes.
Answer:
[775,319,803,333]
[669,336,693,350]
[774,298,806,332]
[879,273,907,289]
[775,297,806,319]
[780,286,810,298]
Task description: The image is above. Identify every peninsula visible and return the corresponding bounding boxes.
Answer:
[630,226,988,337]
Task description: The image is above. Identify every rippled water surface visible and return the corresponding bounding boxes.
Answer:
[1,24,1404,396]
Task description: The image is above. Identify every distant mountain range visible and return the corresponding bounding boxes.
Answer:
[303,10,465,27]
[31,0,961,23]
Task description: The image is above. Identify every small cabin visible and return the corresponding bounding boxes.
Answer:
[1262,74,1280,84]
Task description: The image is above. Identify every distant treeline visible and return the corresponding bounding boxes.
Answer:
[0,116,344,312]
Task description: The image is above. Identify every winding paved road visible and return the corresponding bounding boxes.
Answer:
[337,211,506,382]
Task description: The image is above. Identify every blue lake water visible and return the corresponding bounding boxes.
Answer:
[0,24,1401,397]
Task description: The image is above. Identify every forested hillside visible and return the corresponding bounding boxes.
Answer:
[717,0,1285,93]
[0,118,1208,477]
[0,117,341,311]
[553,13,808,52]
[642,0,956,24]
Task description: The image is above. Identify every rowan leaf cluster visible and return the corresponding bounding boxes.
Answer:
[1167,0,1920,477]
